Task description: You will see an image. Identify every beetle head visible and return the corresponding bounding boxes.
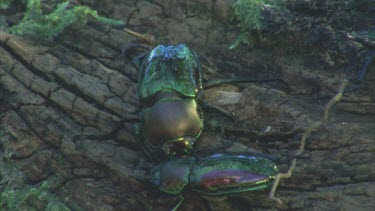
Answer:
[161,136,196,158]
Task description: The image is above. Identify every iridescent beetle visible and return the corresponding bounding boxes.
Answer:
[126,43,284,160]
[150,153,279,210]
[122,43,291,208]
[114,21,358,209]
[122,42,347,210]
[136,44,204,159]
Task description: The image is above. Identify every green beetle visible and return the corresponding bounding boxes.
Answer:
[135,44,204,159]
[120,43,290,209]
[151,153,278,195]
[129,44,284,160]
[149,153,279,210]
[121,41,347,210]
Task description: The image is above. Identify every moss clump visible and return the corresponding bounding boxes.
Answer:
[230,0,285,49]
[0,182,71,211]
[0,0,13,9]
[8,0,124,39]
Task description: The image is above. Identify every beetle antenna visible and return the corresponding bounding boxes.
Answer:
[203,77,290,90]
[201,101,236,120]
[122,43,151,58]
[122,113,142,122]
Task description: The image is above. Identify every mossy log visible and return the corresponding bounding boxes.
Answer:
[0,0,374,210]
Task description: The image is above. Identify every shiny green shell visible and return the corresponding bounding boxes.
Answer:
[150,156,196,195]
[138,44,202,101]
[190,154,279,195]
[150,154,279,195]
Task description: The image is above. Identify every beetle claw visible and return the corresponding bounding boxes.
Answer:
[283,153,309,163]
[122,43,151,58]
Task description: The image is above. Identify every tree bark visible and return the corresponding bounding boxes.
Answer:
[0,1,374,210]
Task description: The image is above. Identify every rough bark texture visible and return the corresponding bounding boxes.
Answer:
[0,0,374,210]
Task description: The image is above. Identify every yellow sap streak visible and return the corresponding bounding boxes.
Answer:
[269,78,349,206]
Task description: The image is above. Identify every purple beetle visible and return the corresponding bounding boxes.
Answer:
[149,153,280,209]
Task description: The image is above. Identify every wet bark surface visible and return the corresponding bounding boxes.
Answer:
[0,0,374,210]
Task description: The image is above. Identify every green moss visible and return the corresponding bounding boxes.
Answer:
[0,0,12,9]
[230,0,284,49]
[0,159,26,189]
[0,182,71,211]
[8,0,124,39]
[0,155,79,210]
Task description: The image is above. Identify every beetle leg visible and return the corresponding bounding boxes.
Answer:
[201,195,228,202]
[122,113,142,122]
[286,153,310,162]
[133,123,152,159]
[344,50,375,92]
[122,43,151,58]
[170,195,185,211]
[193,137,233,155]
[132,51,150,69]
[201,101,236,120]
[342,31,375,49]
[122,114,157,159]
[203,77,290,90]
[138,140,153,159]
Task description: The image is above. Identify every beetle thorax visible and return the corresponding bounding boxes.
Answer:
[143,97,203,155]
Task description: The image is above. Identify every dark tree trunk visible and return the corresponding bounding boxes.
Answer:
[0,1,374,210]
